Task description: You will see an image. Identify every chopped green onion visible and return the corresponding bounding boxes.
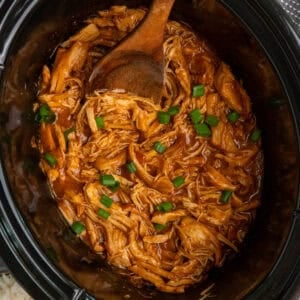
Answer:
[156,202,174,212]
[157,111,171,124]
[194,123,212,137]
[126,161,137,173]
[189,108,203,124]
[250,129,262,142]
[220,190,232,204]
[35,104,56,124]
[100,195,113,208]
[205,115,219,127]
[39,104,50,116]
[154,223,167,231]
[168,106,180,116]
[71,221,85,234]
[64,127,75,141]
[95,116,104,129]
[172,176,185,188]
[109,181,120,192]
[192,84,205,97]
[98,208,110,219]
[44,152,57,167]
[100,174,116,187]
[153,141,167,154]
[227,111,240,123]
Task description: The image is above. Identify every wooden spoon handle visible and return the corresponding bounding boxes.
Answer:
[116,0,175,57]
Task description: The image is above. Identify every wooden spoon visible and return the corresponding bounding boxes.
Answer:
[88,0,175,103]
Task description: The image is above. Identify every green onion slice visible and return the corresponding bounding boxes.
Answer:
[39,104,51,116]
[172,176,185,188]
[156,202,174,212]
[95,116,104,129]
[64,127,75,141]
[189,108,203,124]
[100,174,116,187]
[153,141,167,154]
[194,123,212,137]
[35,104,56,123]
[44,152,57,167]
[154,223,167,231]
[109,181,120,192]
[98,208,110,219]
[220,190,232,204]
[157,111,171,124]
[227,111,240,123]
[100,195,113,208]
[192,84,205,97]
[71,221,85,235]
[168,106,180,116]
[205,115,219,127]
[250,129,261,142]
[126,161,137,173]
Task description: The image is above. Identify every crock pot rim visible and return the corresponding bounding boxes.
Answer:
[0,0,299,299]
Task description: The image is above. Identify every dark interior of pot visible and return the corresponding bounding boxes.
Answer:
[0,0,299,299]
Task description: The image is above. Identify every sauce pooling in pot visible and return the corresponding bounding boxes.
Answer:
[34,6,263,293]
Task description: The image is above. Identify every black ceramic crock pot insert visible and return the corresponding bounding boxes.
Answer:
[0,0,299,299]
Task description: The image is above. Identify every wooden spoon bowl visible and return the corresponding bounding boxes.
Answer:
[88,0,175,103]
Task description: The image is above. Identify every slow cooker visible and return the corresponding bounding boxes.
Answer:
[0,0,299,299]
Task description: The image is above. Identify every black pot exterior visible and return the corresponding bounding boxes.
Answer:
[0,1,299,299]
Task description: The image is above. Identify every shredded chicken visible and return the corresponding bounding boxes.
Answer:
[34,6,263,294]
